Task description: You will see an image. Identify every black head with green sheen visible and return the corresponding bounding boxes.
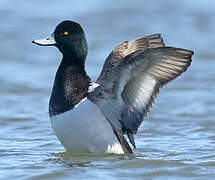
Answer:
[32,20,88,60]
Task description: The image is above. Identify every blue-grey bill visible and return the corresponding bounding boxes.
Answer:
[32,34,56,46]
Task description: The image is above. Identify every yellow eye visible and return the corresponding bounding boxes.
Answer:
[63,31,69,36]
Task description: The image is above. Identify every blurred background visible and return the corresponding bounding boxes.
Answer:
[0,0,215,179]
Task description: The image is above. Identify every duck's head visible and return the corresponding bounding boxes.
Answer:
[32,20,88,60]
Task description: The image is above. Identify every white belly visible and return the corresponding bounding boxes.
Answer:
[50,99,124,154]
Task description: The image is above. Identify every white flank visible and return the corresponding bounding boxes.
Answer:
[50,99,124,154]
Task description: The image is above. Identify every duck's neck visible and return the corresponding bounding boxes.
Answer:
[49,57,90,117]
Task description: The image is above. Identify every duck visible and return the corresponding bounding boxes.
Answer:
[32,20,194,154]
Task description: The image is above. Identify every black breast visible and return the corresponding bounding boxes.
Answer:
[49,60,90,116]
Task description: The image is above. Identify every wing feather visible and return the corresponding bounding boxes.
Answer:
[96,34,165,83]
[89,47,194,151]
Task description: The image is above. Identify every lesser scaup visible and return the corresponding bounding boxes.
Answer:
[32,20,194,154]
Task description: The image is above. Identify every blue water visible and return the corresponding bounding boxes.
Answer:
[0,0,215,179]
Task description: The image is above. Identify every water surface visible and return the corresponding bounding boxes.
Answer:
[0,0,215,179]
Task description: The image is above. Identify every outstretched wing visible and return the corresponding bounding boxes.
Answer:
[89,47,194,150]
[96,34,165,83]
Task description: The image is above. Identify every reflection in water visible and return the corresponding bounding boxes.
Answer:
[48,151,134,167]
